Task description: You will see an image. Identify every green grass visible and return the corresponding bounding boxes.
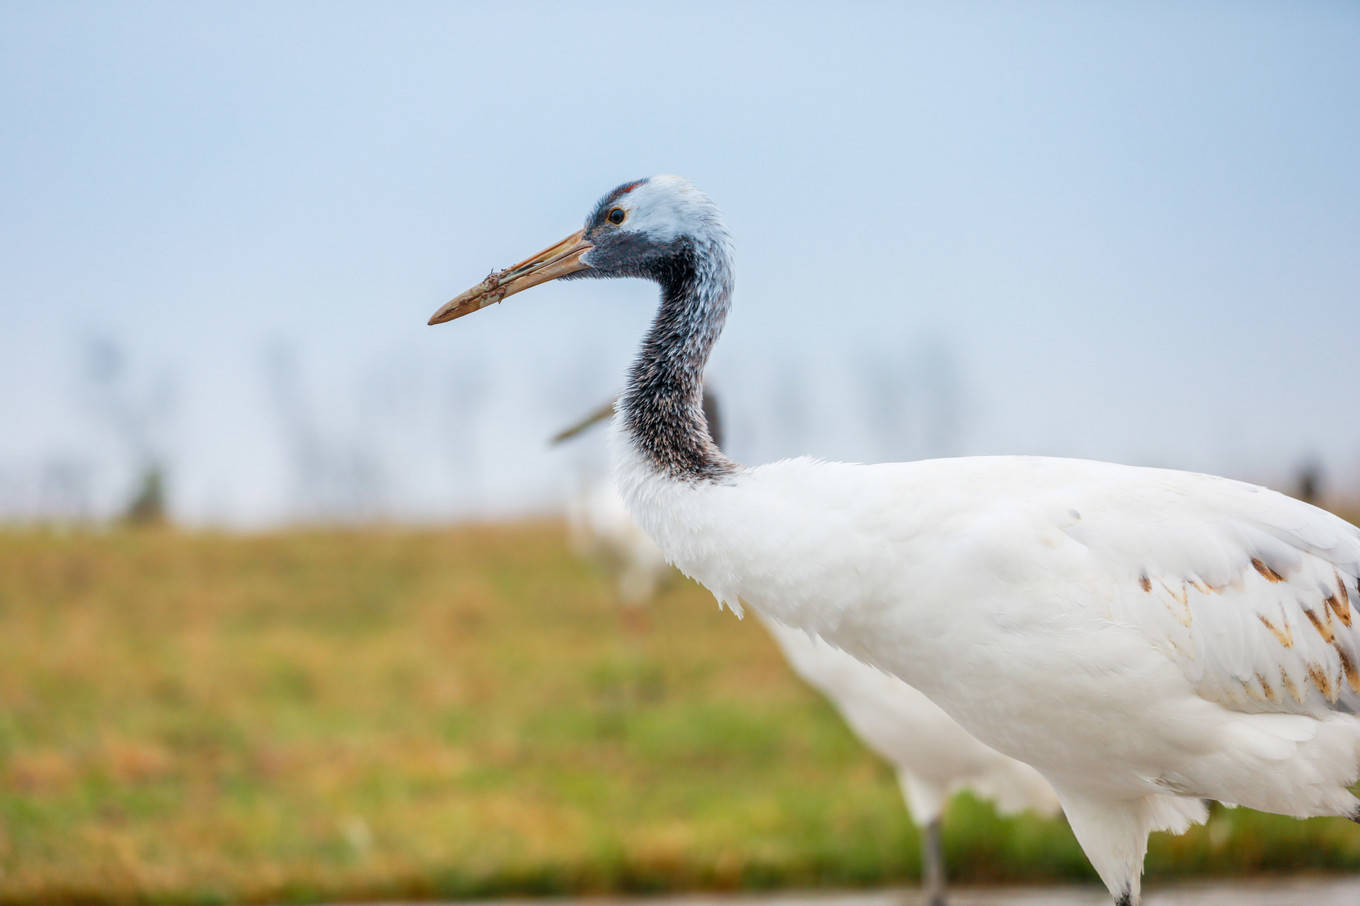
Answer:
[0,523,1358,904]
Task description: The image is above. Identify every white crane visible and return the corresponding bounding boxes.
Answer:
[551,394,1060,905]
[429,176,1360,905]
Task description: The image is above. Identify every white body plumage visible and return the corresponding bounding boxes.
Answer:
[613,432,1360,899]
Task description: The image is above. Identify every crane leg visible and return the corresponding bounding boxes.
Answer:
[920,817,946,906]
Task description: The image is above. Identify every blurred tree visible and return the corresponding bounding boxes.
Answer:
[860,334,967,461]
[121,464,167,525]
[80,334,176,525]
[1295,459,1323,506]
[261,340,385,521]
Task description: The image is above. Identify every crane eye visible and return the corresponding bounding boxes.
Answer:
[607,208,626,225]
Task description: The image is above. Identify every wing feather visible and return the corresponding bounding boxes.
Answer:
[1062,469,1360,716]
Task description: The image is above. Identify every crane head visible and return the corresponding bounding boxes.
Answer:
[427,175,728,326]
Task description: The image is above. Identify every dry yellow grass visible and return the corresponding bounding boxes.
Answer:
[0,523,1357,904]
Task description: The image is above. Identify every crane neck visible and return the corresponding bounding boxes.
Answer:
[619,235,736,482]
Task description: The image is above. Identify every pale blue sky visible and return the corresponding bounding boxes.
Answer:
[2,2,1358,523]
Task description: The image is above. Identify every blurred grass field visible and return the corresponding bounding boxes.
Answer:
[2,523,1359,905]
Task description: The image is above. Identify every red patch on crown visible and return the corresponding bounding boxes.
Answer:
[618,181,644,195]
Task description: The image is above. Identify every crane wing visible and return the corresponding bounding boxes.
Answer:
[1061,469,1360,716]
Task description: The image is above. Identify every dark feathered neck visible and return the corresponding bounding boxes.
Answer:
[620,237,735,482]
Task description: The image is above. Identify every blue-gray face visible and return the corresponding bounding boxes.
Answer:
[576,179,671,279]
[574,176,720,282]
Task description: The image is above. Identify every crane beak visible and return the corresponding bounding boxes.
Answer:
[427,229,593,326]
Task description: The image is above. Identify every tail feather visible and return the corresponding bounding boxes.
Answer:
[1052,787,1209,904]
